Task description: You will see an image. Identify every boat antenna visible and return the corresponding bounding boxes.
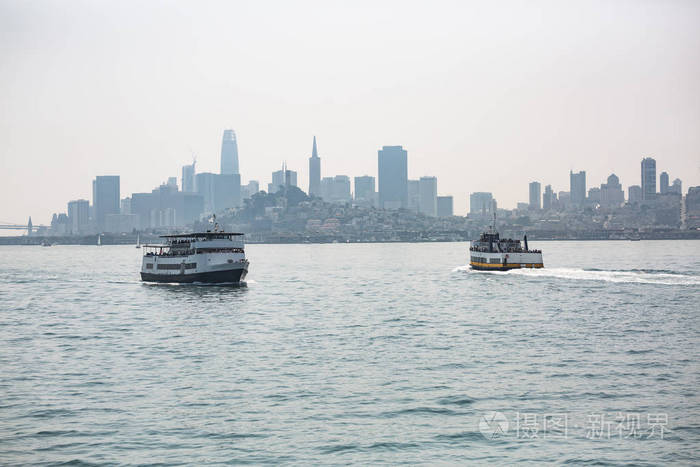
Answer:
[491,199,497,233]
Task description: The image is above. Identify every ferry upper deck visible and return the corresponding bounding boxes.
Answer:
[469,232,541,254]
[143,232,246,257]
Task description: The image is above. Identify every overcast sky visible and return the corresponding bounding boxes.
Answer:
[1,0,699,224]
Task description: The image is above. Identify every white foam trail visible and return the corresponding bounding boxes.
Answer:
[456,266,700,285]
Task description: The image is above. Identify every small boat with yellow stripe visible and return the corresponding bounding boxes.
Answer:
[469,231,543,271]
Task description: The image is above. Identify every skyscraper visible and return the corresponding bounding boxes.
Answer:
[600,174,624,207]
[628,185,642,203]
[182,161,196,192]
[270,164,297,193]
[570,171,586,205]
[67,199,89,234]
[670,178,682,195]
[354,176,375,205]
[214,174,242,211]
[558,191,570,208]
[320,177,333,200]
[641,157,656,201]
[418,176,437,216]
[195,172,216,213]
[131,184,203,229]
[407,179,419,212]
[378,146,408,210]
[470,192,493,216]
[529,181,541,210]
[437,196,453,217]
[308,136,321,196]
[271,169,285,190]
[543,185,555,210]
[220,129,239,175]
[241,180,260,200]
[660,171,669,194]
[319,175,351,203]
[688,187,700,229]
[120,197,131,214]
[331,175,352,203]
[93,176,120,230]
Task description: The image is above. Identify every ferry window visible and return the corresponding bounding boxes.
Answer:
[490,258,501,264]
[146,263,153,269]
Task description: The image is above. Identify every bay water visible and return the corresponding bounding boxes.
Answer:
[1,241,699,464]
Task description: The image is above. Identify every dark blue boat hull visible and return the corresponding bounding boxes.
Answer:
[141,267,247,284]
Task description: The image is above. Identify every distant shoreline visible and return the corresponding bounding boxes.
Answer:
[2,231,699,246]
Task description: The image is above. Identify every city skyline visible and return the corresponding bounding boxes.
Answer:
[2,1,700,224]
[2,126,692,231]
[3,125,697,225]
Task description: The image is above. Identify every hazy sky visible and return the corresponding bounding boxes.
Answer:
[1,0,699,224]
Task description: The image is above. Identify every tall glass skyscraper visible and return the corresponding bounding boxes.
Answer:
[418,176,437,216]
[196,172,241,214]
[641,157,656,200]
[67,199,90,234]
[529,181,541,210]
[195,173,216,214]
[220,129,239,175]
[543,185,555,210]
[659,171,669,195]
[270,164,298,193]
[93,176,120,230]
[354,176,375,204]
[437,196,453,217]
[569,170,586,205]
[407,179,420,212]
[470,192,493,216]
[308,136,321,196]
[378,146,408,209]
[181,161,196,193]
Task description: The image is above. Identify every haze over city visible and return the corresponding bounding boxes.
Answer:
[3,2,700,465]
[1,0,699,224]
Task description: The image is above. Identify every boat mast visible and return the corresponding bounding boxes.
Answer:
[490,199,497,233]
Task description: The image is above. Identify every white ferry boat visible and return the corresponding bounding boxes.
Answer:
[469,206,543,271]
[469,231,543,271]
[140,231,249,284]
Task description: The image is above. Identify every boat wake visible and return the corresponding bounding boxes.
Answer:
[455,266,700,285]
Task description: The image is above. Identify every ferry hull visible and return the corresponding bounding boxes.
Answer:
[470,262,544,271]
[141,267,247,284]
[469,247,544,271]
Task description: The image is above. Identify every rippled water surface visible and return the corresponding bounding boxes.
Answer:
[1,241,699,465]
